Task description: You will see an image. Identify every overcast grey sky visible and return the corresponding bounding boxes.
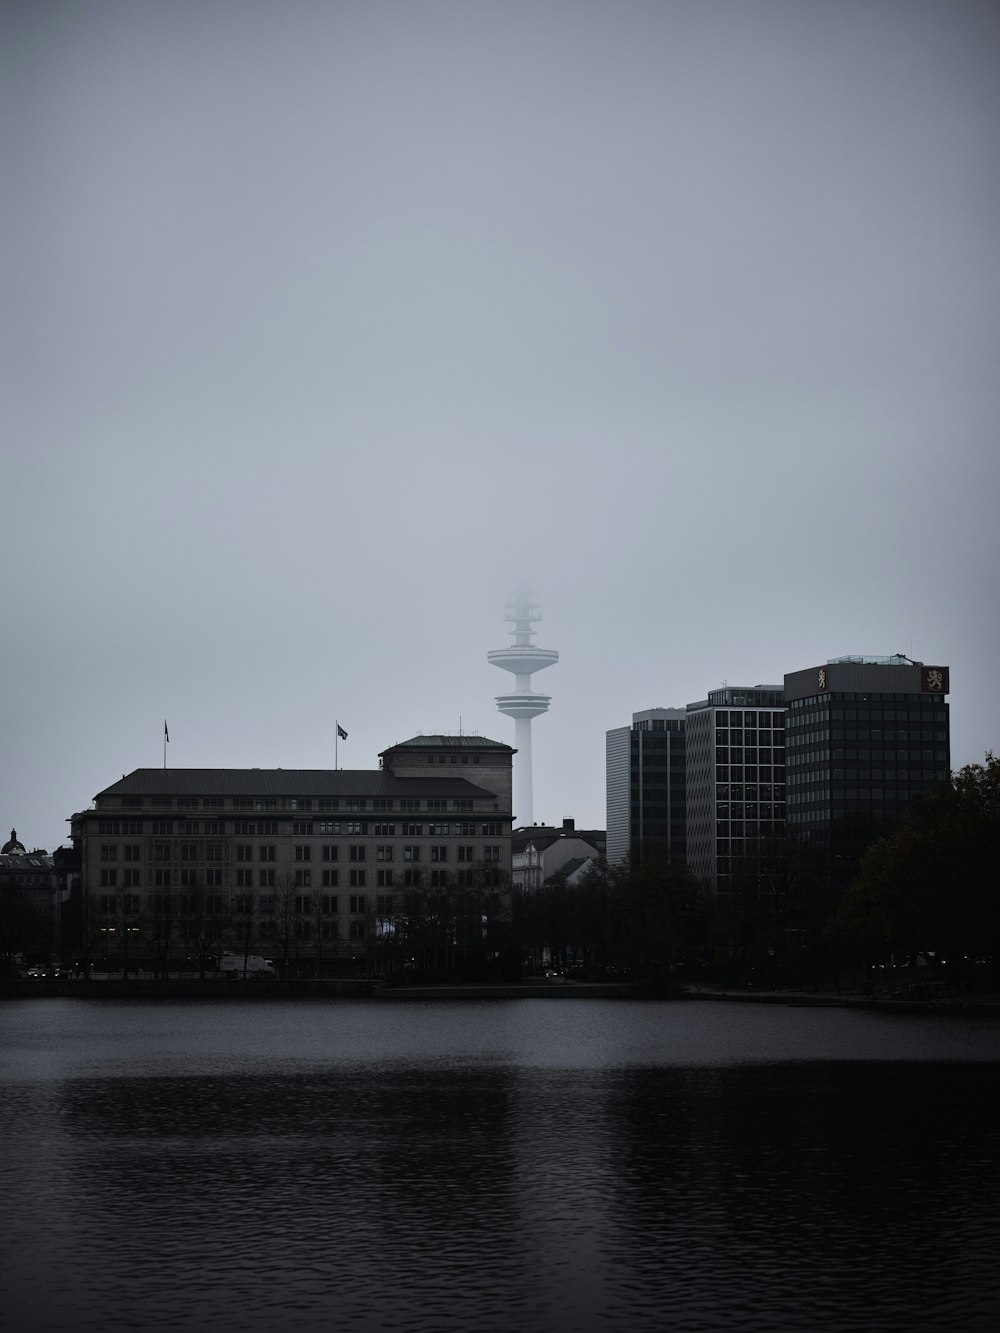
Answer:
[3,0,998,851]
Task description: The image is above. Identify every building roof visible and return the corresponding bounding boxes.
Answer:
[2,829,26,855]
[381,735,514,752]
[94,769,499,801]
[511,827,606,854]
[553,857,592,880]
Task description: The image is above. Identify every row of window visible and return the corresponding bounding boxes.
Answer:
[104,819,507,838]
[100,866,490,890]
[101,841,504,865]
[113,794,487,814]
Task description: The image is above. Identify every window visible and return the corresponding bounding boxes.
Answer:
[452,799,472,812]
[322,895,338,914]
[345,800,367,812]
[321,921,338,940]
[484,846,501,862]
[373,822,395,836]
[349,919,366,941]
[403,869,421,887]
[206,896,225,915]
[456,822,477,837]
[234,895,253,915]
[259,895,275,914]
[152,821,174,835]
[457,846,474,862]
[349,870,366,888]
[373,800,393,813]
[376,894,393,913]
[99,894,117,914]
[151,894,171,915]
[430,870,448,887]
[295,921,311,940]
[349,845,366,862]
[317,800,338,813]
[259,845,276,861]
[180,820,199,835]
[236,868,254,888]
[346,821,367,835]
[122,868,141,888]
[294,869,312,888]
[481,823,502,836]
[404,846,421,862]
[155,869,172,887]
[376,869,394,887]
[376,846,393,861]
[349,894,366,914]
[427,799,447,812]
[100,868,117,887]
[178,895,196,915]
[402,823,421,837]
[98,821,120,835]
[258,820,278,836]
[319,821,340,835]
[322,869,339,887]
[255,799,276,812]
[400,800,419,813]
[294,845,312,862]
[259,868,276,888]
[321,846,338,862]
[236,845,253,861]
[205,843,223,862]
[292,821,314,835]
[295,895,312,914]
[290,800,312,812]
[180,843,197,862]
[427,823,450,836]
[100,845,118,861]
[206,868,223,886]
[204,820,226,835]
[431,846,448,862]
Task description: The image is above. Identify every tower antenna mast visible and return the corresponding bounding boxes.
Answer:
[488,597,558,825]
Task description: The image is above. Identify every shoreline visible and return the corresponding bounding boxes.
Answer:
[2,977,999,1013]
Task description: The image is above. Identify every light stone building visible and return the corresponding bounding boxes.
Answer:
[68,735,513,974]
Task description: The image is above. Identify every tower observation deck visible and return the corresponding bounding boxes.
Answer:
[488,600,558,825]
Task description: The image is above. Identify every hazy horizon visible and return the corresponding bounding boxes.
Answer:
[3,0,998,852]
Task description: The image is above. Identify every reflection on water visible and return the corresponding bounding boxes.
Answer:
[1,1000,998,1333]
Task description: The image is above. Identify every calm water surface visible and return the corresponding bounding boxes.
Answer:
[1,998,998,1333]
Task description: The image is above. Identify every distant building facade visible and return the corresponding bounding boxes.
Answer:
[784,655,950,885]
[68,736,514,973]
[511,819,606,893]
[0,830,59,971]
[685,686,786,898]
[606,708,686,867]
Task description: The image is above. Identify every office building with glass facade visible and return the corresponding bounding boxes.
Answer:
[783,655,950,885]
[606,708,686,867]
[685,686,786,898]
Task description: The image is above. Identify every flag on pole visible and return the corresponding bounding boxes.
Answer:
[337,723,348,740]
[164,720,170,743]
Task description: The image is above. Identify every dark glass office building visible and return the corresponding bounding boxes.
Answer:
[784,655,950,887]
[606,708,687,867]
[685,685,786,899]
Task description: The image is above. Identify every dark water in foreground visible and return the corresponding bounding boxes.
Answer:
[1,999,998,1333]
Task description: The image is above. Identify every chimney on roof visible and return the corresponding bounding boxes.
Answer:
[562,818,575,831]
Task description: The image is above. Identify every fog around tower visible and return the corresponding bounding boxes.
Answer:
[2,0,998,849]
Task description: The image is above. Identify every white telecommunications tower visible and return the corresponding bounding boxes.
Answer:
[488,599,558,825]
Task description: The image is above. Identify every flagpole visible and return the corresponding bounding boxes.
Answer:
[335,721,338,771]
